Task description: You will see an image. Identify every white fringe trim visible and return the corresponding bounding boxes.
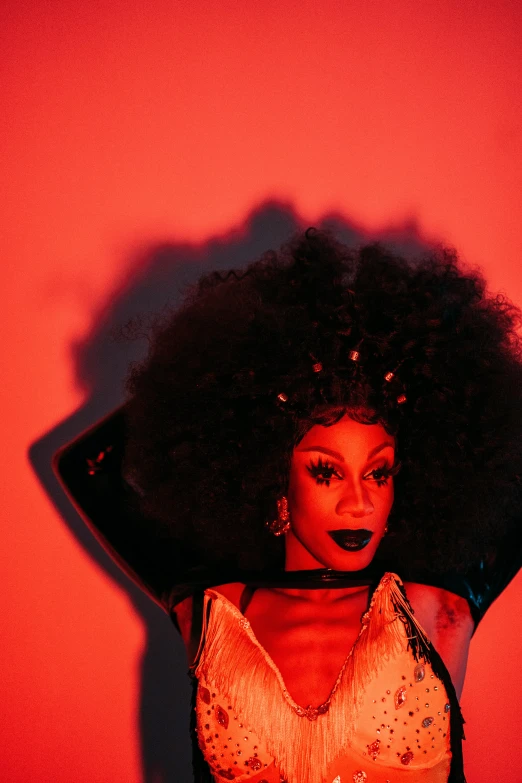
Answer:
[196,573,421,783]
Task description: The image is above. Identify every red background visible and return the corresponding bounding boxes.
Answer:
[2,2,521,781]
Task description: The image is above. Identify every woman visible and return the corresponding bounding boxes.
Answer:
[54,230,522,782]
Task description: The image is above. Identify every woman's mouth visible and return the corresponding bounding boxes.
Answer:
[327,529,373,551]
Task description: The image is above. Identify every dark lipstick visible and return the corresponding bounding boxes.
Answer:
[327,529,373,551]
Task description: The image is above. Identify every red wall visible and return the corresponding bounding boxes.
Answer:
[2,1,521,780]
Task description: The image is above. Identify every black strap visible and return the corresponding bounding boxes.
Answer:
[239,584,257,615]
[188,591,212,677]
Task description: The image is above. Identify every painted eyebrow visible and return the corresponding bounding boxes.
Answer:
[297,441,395,463]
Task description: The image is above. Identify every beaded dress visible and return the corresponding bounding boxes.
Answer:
[192,574,459,783]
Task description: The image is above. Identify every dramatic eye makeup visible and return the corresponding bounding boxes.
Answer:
[306,457,401,488]
[306,457,343,487]
[363,461,401,487]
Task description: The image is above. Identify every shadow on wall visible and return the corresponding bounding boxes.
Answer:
[28,200,431,783]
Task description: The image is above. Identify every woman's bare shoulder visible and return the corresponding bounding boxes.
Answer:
[209,582,245,607]
[403,581,474,698]
[173,582,246,655]
[403,581,474,637]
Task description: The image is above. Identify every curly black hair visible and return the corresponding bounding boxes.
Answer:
[123,229,522,573]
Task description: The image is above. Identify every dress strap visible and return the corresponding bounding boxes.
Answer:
[239,584,257,614]
[188,591,212,677]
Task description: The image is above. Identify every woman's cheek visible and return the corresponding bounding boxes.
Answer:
[289,470,311,507]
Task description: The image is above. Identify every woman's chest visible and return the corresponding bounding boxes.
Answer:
[195,578,464,783]
[181,579,474,702]
[237,582,472,701]
[244,591,370,707]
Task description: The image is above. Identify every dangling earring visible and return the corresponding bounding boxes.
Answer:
[266,496,291,536]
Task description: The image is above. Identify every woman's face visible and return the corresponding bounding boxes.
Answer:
[286,415,395,571]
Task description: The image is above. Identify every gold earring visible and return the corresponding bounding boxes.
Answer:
[266,496,291,536]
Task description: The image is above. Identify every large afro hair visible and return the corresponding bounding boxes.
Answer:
[123,229,522,574]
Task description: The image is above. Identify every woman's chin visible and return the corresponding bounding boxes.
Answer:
[284,530,381,572]
[325,545,378,572]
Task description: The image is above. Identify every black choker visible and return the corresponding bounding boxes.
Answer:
[239,563,384,589]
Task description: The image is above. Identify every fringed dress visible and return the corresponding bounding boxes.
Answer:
[191,574,465,783]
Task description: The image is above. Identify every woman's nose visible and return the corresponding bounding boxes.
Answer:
[336,482,374,518]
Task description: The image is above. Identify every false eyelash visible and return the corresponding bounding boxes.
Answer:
[368,460,402,486]
[387,459,402,478]
[369,467,393,487]
[306,457,342,487]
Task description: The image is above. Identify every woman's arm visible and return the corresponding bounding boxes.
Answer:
[52,405,200,614]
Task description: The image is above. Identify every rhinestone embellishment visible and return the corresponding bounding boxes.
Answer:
[400,751,414,765]
[422,717,434,728]
[199,686,211,705]
[414,663,425,682]
[216,706,229,729]
[293,702,330,720]
[394,685,407,709]
[367,738,381,760]
[352,772,367,782]
[247,758,262,771]
[444,703,451,713]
